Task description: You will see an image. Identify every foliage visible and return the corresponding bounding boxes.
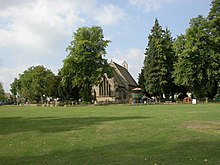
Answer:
[208,0,220,92]
[11,65,57,102]
[61,26,112,102]
[173,0,220,98]
[215,87,220,98]
[0,82,5,101]
[144,19,164,96]
[173,16,213,98]
[10,78,20,96]
[161,28,176,99]
[141,1,220,99]
[138,68,145,89]
[56,71,80,102]
[143,19,176,99]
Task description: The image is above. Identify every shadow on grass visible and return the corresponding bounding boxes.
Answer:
[0,116,150,135]
[0,140,219,165]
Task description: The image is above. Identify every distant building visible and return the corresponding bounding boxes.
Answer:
[5,93,11,100]
[92,61,137,103]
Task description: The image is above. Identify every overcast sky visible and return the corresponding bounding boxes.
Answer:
[0,0,212,92]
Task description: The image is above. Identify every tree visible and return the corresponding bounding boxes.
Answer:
[138,68,150,96]
[0,82,5,101]
[10,78,20,96]
[56,71,79,102]
[173,34,186,56]
[173,15,214,98]
[161,28,176,100]
[144,19,164,97]
[208,0,220,54]
[173,35,188,97]
[11,65,57,102]
[143,19,176,99]
[138,68,145,90]
[173,1,220,99]
[207,0,220,97]
[61,26,112,102]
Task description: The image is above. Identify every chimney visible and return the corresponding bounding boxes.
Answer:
[122,61,128,70]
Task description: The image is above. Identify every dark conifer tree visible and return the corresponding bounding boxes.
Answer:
[144,19,164,98]
[144,19,176,100]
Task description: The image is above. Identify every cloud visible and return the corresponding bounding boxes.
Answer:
[128,0,174,12]
[0,0,36,9]
[0,0,87,49]
[126,48,144,60]
[0,0,94,90]
[0,1,75,72]
[0,0,125,58]
[0,65,28,92]
[0,0,128,91]
[94,4,126,26]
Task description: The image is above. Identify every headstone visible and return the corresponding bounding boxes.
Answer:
[192,99,197,105]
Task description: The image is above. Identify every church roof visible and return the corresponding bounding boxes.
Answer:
[111,62,137,87]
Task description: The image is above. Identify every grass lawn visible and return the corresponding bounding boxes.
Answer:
[0,104,219,165]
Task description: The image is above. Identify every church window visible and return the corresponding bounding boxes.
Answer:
[99,77,111,96]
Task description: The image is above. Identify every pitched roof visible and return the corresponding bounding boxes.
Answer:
[111,62,137,87]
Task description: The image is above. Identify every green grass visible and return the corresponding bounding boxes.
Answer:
[0,104,219,165]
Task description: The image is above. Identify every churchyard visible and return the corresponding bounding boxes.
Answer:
[0,104,219,165]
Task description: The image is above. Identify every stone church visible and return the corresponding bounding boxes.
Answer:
[92,61,137,103]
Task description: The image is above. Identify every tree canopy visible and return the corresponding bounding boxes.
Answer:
[173,0,220,98]
[10,65,57,102]
[144,19,164,96]
[173,16,213,98]
[207,0,220,81]
[141,0,220,100]
[61,26,112,102]
[143,19,176,99]
[56,70,79,102]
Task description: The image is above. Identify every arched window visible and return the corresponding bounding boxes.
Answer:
[99,77,111,96]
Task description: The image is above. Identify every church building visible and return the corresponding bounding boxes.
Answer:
[92,61,137,103]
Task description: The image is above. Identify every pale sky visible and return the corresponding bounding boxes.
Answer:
[0,0,212,92]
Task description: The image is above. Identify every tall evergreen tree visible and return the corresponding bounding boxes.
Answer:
[144,19,164,97]
[161,28,176,99]
[144,19,176,99]
[208,0,220,96]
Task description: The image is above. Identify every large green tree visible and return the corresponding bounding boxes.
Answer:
[143,19,176,99]
[10,65,57,102]
[173,0,220,99]
[61,26,112,102]
[161,28,176,99]
[173,15,215,98]
[144,19,164,97]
